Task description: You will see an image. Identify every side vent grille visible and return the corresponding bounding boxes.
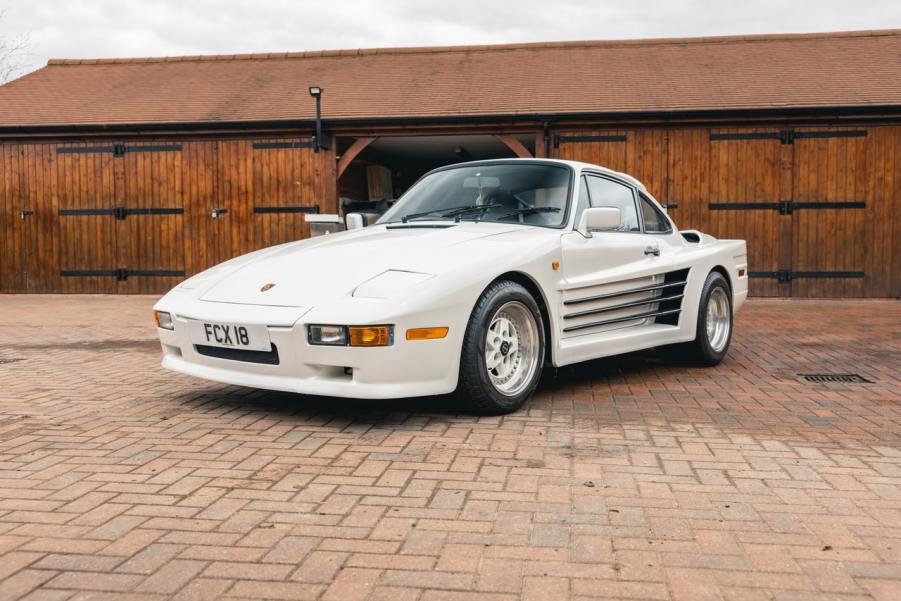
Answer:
[562,268,689,333]
[655,269,689,326]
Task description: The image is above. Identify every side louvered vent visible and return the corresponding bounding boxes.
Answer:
[562,269,689,335]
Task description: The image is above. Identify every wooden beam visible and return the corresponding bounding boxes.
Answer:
[336,137,376,179]
[495,134,533,158]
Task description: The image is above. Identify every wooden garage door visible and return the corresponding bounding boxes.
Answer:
[57,142,186,293]
[554,125,899,298]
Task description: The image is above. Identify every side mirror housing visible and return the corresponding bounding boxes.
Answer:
[577,207,621,237]
[345,213,366,230]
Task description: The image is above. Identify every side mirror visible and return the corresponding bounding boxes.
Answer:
[345,213,366,230]
[577,207,621,237]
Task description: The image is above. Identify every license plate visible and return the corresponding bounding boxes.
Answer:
[187,320,271,351]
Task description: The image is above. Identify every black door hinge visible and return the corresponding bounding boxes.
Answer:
[779,130,795,145]
[112,144,127,157]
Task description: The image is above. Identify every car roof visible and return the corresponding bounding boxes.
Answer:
[433,158,647,192]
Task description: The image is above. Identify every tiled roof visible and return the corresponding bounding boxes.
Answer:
[0,29,899,127]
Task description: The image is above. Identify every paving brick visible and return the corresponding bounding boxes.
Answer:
[135,559,207,594]
[44,571,143,592]
[0,569,58,600]
[322,567,381,601]
[225,580,322,600]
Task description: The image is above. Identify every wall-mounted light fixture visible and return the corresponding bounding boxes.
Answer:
[309,86,326,153]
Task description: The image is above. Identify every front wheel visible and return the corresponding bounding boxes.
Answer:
[458,280,545,415]
[682,271,733,365]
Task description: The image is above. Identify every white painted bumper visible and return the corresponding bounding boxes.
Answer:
[156,309,462,400]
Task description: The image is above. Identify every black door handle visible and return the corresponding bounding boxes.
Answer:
[644,246,660,256]
[211,208,228,219]
[19,210,34,220]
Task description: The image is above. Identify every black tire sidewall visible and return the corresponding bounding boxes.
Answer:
[695,272,733,364]
[460,281,545,414]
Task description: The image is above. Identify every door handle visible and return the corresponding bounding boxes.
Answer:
[211,208,228,219]
[19,210,34,220]
[644,246,660,256]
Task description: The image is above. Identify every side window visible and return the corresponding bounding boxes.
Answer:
[638,193,673,233]
[585,176,640,232]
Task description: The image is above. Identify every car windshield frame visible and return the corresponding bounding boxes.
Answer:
[377,161,576,229]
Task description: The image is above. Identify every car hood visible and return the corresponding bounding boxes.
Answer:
[199,222,557,307]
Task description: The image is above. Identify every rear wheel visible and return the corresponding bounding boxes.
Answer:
[459,280,545,415]
[680,271,733,365]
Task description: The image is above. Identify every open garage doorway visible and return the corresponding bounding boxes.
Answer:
[335,133,534,220]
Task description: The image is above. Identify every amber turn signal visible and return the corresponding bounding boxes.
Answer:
[405,327,449,341]
[154,310,174,330]
[348,325,393,346]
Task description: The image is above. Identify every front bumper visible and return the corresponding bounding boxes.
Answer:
[156,307,462,399]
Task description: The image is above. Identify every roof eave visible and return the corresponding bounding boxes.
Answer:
[1,104,900,136]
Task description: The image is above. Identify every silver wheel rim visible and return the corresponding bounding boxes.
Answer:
[705,287,731,352]
[485,301,539,396]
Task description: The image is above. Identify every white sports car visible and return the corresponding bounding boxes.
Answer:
[154,159,747,414]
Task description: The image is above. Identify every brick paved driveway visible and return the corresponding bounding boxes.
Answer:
[1,295,899,601]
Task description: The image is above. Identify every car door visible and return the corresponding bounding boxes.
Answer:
[559,173,687,350]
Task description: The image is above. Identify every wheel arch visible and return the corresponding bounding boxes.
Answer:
[489,271,554,365]
[710,265,733,293]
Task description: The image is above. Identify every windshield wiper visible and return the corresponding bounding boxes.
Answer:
[446,203,503,221]
[496,206,561,220]
[402,204,501,223]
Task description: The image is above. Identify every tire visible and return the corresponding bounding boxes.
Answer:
[458,280,545,415]
[677,270,733,366]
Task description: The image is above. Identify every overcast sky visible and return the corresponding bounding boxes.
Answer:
[2,0,900,78]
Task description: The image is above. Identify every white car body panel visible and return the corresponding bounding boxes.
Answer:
[154,159,748,399]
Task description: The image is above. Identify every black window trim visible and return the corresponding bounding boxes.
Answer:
[579,171,643,235]
[637,191,675,235]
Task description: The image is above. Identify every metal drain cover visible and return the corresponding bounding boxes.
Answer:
[800,373,872,384]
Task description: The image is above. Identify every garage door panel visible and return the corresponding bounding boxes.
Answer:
[184,141,232,275]
[552,129,629,172]
[664,129,709,234]
[20,144,62,292]
[252,139,323,249]
[118,146,185,294]
[0,145,24,292]
[708,129,785,297]
[56,145,119,293]
[791,128,870,298]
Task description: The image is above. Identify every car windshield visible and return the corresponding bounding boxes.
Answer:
[378,163,572,228]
